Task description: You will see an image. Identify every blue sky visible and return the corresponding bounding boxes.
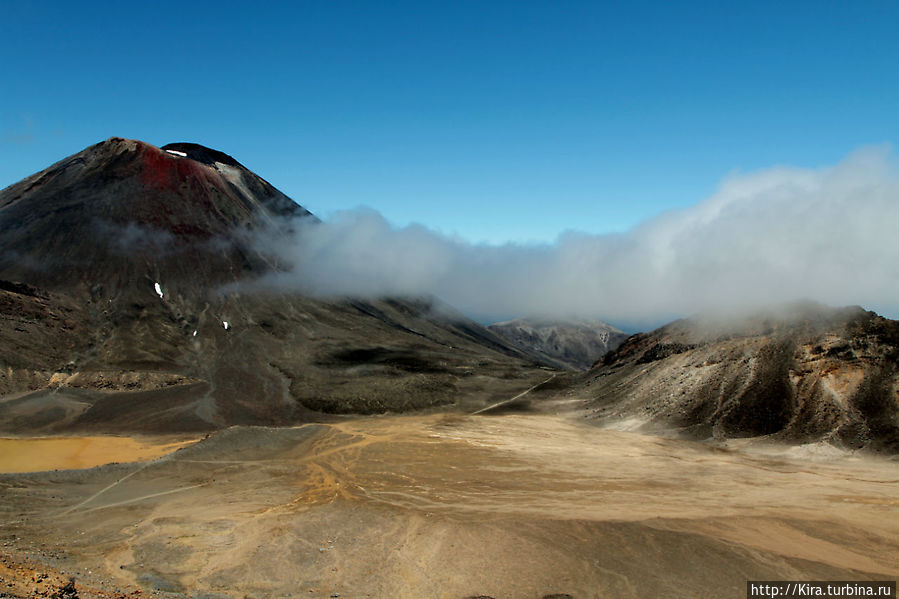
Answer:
[3,1,898,244]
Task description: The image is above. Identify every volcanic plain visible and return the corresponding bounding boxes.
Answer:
[1,404,897,599]
[1,139,897,599]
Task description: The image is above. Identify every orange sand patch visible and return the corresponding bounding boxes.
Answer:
[0,436,199,473]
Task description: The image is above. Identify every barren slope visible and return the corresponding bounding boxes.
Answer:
[488,318,628,370]
[0,139,547,433]
[569,303,899,452]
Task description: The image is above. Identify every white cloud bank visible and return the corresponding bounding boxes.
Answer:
[257,146,899,326]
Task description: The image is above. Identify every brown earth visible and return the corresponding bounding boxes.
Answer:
[1,412,896,599]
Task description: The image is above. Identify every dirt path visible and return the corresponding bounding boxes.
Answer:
[470,373,556,415]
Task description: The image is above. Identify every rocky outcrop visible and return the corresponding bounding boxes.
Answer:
[579,303,899,452]
[488,318,628,370]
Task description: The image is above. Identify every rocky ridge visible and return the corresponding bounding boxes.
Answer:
[488,317,628,370]
[574,302,899,452]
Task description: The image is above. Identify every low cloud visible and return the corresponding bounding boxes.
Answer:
[256,146,899,327]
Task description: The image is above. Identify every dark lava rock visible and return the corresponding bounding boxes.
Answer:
[51,577,78,599]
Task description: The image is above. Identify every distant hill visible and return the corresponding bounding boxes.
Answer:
[488,317,628,370]
[0,138,545,433]
[572,302,899,452]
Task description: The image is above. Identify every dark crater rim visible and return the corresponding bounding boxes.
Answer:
[160,142,243,168]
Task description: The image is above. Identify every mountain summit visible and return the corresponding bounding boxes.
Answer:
[0,139,546,433]
[0,137,312,294]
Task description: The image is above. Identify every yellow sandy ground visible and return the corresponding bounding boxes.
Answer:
[0,436,199,473]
